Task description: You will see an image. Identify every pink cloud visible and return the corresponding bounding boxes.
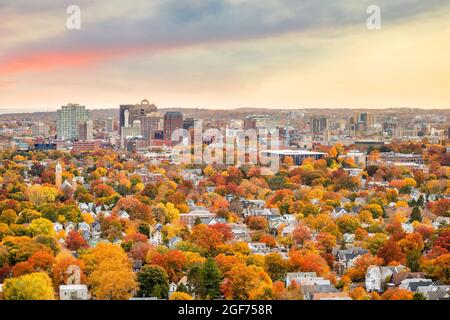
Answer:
[0,48,142,75]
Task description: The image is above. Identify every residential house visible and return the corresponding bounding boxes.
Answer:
[168,276,192,297]
[59,285,89,300]
[248,242,269,254]
[168,236,182,249]
[399,278,433,292]
[313,292,352,300]
[365,265,406,292]
[392,272,426,286]
[333,247,368,274]
[302,285,339,300]
[331,207,349,219]
[229,223,250,242]
[285,272,318,286]
[118,210,130,220]
[179,209,216,228]
[53,222,64,234]
[64,222,76,233]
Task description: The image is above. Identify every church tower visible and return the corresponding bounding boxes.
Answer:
[55,161,62,189]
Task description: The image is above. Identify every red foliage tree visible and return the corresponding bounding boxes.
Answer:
[65,230,89,251]
[377,239,405,265]
[209,223,233,242]
[149,249,186,282]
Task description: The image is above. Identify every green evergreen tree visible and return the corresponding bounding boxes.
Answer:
[177,282,188,293]
[201,258,222,299]
[137,265,169,299]
[410,206,422,223]
[406,249,422,272]
[417,195,425,208]
[187,263,203,296]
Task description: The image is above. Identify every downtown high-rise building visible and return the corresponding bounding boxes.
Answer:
[312,116,327,134]
[104,117,114,133]
[163,111,183,142]
[56,103,89,140]
[119,99,157,134]
[31,122,50,137]
[78,120,94,141]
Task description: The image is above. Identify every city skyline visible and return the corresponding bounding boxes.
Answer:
[1,0,450,110]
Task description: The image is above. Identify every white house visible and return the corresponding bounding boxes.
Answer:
[53,222,64,233]
[59,285,89,300]
[365,265,406,292]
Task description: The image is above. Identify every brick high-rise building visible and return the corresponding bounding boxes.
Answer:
[163,111,183,143]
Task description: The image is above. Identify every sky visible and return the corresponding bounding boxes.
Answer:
[0,0,450,111]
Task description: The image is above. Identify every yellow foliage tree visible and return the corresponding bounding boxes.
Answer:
[3,272,55,300]
[170,292,193,300]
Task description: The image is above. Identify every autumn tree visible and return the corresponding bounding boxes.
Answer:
[147,249,186,282]
[25,185,58,206]
[82,243,137,300]
[52,252,86,288]
[264,252,288,282]
[0,209,17,225]
[170,292,193,300]
[421,254,450,284]
[189,224,225,255]
[292,225,312,246]
[221,264,273,300]
[336,215,360,234]
[381,288,413,300]
[350,287,371,300]
[112,197,153,223]
[377,239,406,265]
[3,272,55,300]
[11,249,55,277]
[29,218,56,237]
[65,230,89,251]
[246,216,268,231]
[289,249,330,277]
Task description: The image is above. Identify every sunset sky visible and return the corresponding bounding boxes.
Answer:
[1,0,450,111]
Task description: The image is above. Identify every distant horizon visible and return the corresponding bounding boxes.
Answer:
[1,105,450,115]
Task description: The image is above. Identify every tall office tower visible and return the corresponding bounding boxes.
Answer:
[163,111,183,142]
[312,116,327,134]
[56,103,89,140]
[119,99,157,134]
[141,112,162,139]
[78,120,93,141]
[31,122,49,137]
[104,117,113,133]
[355,112,374,132]
[183,117,196,130]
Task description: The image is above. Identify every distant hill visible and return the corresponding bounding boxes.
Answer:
[0,107,449,123]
